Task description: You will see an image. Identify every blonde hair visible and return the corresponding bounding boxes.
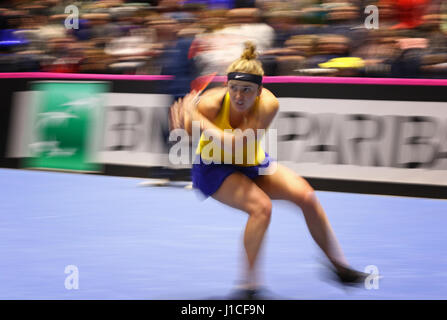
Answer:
[226,41,264,76]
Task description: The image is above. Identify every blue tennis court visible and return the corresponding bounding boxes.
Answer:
[1,168,446,299]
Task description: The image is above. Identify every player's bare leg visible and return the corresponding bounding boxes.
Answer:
[212,172,272,295]
[255,163,368,284]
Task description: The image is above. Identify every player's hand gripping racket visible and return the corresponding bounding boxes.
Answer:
[169,72,217,131]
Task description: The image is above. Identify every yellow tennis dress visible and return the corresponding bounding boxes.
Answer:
[195,92,266,166]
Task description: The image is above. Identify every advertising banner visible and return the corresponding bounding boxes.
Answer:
[273,98,447,186]
[4,76,446,196]
[24,81,108,172]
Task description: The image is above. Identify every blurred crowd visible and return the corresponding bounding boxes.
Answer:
[1,0,447,84]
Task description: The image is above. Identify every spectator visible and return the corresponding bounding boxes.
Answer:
[194,7,274,75]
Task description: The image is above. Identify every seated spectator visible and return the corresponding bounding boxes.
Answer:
[261,34,316,75]
[305,34,351,68]
[352,30,400,77]
[381,0,432,30]
[263,10,299,48]
[194,7,274,75]
[391,37,428,77]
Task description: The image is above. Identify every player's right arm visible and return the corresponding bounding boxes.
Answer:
[184,87,226,135]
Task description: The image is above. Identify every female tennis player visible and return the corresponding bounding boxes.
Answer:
[170,42,368,299]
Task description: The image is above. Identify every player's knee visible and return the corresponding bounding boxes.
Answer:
[299,187,318,209]
[249,197,272,221]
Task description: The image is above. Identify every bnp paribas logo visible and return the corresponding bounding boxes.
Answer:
[30,96,100,157]
[26,82,107,172]
[30,111,79,157]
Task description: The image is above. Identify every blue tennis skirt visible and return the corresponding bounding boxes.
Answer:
[191,153,272,198]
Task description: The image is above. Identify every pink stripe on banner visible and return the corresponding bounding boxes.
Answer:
[264,76,447,86]
[1,72,447,86]
[0,72,173,81]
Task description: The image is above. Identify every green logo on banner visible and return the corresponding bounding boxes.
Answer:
[26,81,108,172]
